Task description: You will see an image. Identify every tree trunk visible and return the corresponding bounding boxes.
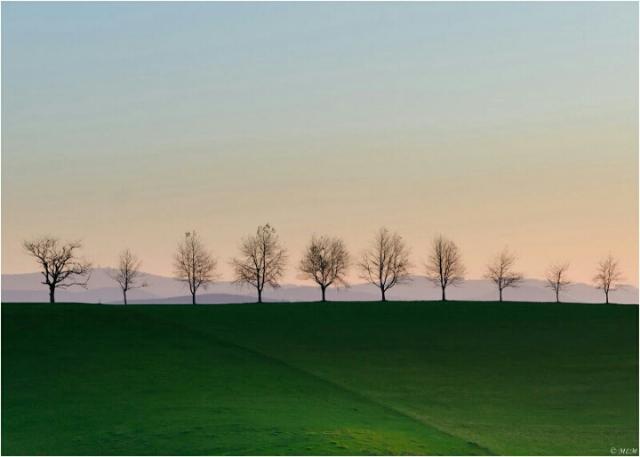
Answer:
[605,290,609,304]
[321,286,326,302]
[49,286,55,304]
[123,290,128,305]
[192,292,196,305]
[555,289,559,303]
[381,287,386,302]
[499,288,503,302]
[258,288,262,304]
[441,286,446,302]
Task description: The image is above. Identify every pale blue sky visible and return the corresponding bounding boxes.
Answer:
[2,2,638,284]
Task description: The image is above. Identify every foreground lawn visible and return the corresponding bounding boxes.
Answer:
[2,301,638,455]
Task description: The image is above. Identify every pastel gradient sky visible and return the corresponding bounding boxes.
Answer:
[2,2,638,285]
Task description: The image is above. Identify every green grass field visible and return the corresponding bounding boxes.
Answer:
[2,301,638,455]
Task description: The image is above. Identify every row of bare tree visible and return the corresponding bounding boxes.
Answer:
[23,225,625,305]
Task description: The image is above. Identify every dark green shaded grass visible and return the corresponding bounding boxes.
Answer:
[2,301,638,455]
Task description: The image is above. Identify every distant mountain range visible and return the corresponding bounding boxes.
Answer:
[2,268,638,304]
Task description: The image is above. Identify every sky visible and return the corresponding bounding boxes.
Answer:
[2,2,638,286]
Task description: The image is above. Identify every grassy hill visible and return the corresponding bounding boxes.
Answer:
[2,301,638,455]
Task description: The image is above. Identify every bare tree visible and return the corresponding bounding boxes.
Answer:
[359,228,411,302]
[231,224,287,303]
[173,231,217,305]
[23,237,91,303]
[110,249,147,305]
[593,254,623,304]
[299,235,350,302]
[545,263,571,303]
[425,235,465,301]
[484,248,523,302]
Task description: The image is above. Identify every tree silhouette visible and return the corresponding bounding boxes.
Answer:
[23,237,91,303]
[231,224,287,303]
[299,235,349,302]
[425,235,465,301]
[484,248,523,302]
[110,249,147,305]
[593,254,623,304]
[545,263,571,303]
[174,231,217,305]
[359,228,411,302]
